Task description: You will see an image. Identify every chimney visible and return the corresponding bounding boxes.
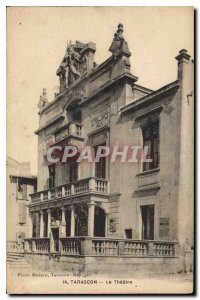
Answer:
[175,49,191,81]
[81,42,96,71]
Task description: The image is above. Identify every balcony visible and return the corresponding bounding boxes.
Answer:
[30,178,109,204]
[54,122,83,143]
[24,237,179,258]
[136,168,160,192]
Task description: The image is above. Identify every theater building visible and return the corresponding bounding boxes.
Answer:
[25,24,194,274]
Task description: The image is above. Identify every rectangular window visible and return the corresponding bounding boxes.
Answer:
[94,143,106,179]
[32,213,37,238]
[17,179,27,199]
[43,212,48,238]
[69,162,78,182]
[140,205,155,240]
[142,121,159,171]
[125,229,132,239]
[72,111,82,123]
[48,165,55,188]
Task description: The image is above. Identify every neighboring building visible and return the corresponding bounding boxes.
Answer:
[7,157,37,251]
[25,24,194,274]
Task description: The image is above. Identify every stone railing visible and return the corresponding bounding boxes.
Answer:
[123,240,148,256]
[92,239,118,256]
[24,238,50,254]
[60,238,82,255]
[24,237,178,258]
[31,192,41,203]
[30,177,109,204]
[74,179,90,194]
[95,179,108,193]
[7,240,24,253]
[153,241,175,256]
[55,122,83,142]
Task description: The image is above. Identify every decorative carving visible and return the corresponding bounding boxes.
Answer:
[38,88,49,110]
[109,24,130,59]
[91,109,109,130]
[57,41,96,91]
[46,134,55,149]
[109,218,117,233]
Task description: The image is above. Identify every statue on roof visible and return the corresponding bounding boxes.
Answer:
[56,41,96,92]
[109,24,131,59]
[38,88,49,111]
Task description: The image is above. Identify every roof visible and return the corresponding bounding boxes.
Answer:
[9,174,37,180]
[121,80,180,114]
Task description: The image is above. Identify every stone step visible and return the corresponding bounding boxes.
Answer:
[7,257,26,262]
[8,262,29,266]
[7,251,32,270]
[7,252,24,258]
[8,264,31,269]
[7,257,31,269]
[7,251,24,255]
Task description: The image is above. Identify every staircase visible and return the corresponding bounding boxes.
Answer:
[7,252,31,270]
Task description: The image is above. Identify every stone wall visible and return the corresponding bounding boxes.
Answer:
[25,253,180,276]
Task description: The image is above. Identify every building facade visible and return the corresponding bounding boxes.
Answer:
[25,24,194,273]
[7,157,37,251]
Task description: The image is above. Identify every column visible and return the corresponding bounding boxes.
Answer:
[70,123,76,135]
[60,207,66,237]
[70,206,75,237]
[105,213,108,237]
[47,209,51,238]
[88,201,95,236]
[28,212,33,238]
[91,158,95,178]
[40,210,44,238]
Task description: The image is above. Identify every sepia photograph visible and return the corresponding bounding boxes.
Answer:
[6,6,194,294]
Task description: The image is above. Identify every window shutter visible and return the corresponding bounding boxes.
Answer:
[19,202,27,224]
[22,184,27,199]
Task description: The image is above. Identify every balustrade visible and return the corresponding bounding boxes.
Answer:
[60,238,81,255]
[124,241,148,256]
[74,179,89,194]
[92,240,118,256]
[31,192,41,203]
[35,238,50,253]
[75,124,82,136]
[24,237,178,258]
[30,178,109,204]
[55,122,83,142]
[95,179,108,193]
[153,242,175,256]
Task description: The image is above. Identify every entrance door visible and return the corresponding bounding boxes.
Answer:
[140,205,154,240]
[51,228,59,252]
[94,207,106,237]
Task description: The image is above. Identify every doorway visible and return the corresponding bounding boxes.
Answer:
[94,207,106,237]
[51,228,59,252]
[140,205,154,240]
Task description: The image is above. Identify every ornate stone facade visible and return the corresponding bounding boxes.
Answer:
[27,25,193,274]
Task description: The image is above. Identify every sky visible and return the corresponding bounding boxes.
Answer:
[7,7,194,174]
